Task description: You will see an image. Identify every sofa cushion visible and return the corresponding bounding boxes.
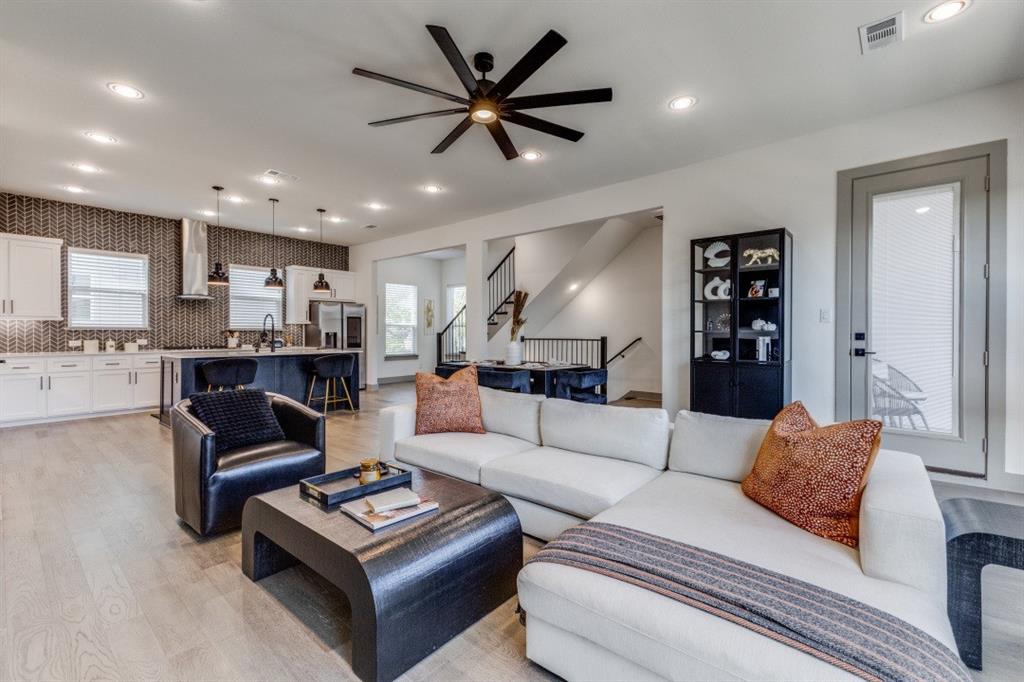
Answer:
[669,410,770,481]
[540,399,670,469]
[481,446,661,519]
[479,386,545,445]
[188,389,285,455]
[414,366,485,435]
[517,467,956,682]
[394,432,534,484]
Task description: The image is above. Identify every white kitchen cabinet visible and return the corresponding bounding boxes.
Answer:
[47,372,92,417]
[0,233,63,320]
[285,266,354,324]
[132,368,161,408]
[0,373,46,422]
[92,368,134,412]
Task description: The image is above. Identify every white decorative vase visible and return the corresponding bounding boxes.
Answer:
[505,341,523,366]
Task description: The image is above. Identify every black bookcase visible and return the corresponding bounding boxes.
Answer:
[690,228,792,419]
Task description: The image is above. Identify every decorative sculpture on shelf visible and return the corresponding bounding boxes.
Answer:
[710,350,730,360]
[704,241,731,268]
[742,247,780,266]
[703,277,731,300]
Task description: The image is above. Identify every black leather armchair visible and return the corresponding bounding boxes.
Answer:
[172,391,325,536]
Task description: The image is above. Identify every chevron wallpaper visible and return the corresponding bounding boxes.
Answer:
[0,192,349,353]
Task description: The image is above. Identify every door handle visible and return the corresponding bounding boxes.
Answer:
[853,349,878,357]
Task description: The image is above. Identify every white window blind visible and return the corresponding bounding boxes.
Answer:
[385,282,418,356]
[229,264,283,330]
[68,248,149,329]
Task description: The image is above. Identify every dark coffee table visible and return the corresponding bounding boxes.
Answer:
[241,468,522,682]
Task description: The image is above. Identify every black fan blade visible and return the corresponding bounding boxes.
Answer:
[486,121,519,160]
[431,116,474,154]
[505,88,612,110]
[352,68,470,105]
[489,30,567,101]
[426,25,479,96]
[502,111,584,142]
[369,108,468,126]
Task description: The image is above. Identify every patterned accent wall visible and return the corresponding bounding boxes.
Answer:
[0,192,349,353]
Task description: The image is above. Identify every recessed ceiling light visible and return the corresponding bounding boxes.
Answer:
[668,95,698,111]
[924,0,971,23]
[568,282,579,292]
[107,82,145,100]
[366,202,385,211]
[329,216,345,223]
[199,209,216,217]
[226,195,244,204]
[64,185,86,194]
[422,184,443,194]
[295,226,310,233]
[72,163,100,173]
[257,175,279,185]
[520,150,543,161]
[84,131,118,144]
[915,206,931,214]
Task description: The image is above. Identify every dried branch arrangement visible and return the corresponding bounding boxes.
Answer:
[509,290,529,341]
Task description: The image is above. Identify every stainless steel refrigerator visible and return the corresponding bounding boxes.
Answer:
[305,301,366,388]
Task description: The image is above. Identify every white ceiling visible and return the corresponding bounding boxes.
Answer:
[2,1,1021,245]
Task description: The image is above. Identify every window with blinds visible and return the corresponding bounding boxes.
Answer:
[68,248,149,329]
[385,282,418,357]
[229,264,283,330]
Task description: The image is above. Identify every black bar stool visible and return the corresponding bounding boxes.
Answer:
[307,355,357,413]
[201,358,259,391]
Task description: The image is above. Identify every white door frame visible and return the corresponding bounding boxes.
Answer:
[835,140,1012,487]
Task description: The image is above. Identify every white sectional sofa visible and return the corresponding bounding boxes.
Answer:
[379,388,954,681]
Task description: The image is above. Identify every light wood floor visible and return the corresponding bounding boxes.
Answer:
[1,384,1020,681]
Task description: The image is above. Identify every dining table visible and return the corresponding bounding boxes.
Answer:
[437,360,591,397]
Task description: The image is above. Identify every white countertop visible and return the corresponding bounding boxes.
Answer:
[0,347,362,360]
[0,349,165,359]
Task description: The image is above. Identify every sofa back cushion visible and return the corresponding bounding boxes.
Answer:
[669,410,771,481]
[188,388,285,455]
[479,386,545,445]
[540,399,669,469]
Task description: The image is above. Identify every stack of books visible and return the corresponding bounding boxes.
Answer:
[340,487,438,530]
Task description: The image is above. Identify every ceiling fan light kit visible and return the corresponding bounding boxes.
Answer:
[354,25,612,160]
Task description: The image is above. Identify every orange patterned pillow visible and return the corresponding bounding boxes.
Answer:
[741,401,882,548]
[415,366,485,435]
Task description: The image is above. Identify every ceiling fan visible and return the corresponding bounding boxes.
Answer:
[353,25,612,160]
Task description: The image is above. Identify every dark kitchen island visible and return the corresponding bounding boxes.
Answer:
[158,348,360,426]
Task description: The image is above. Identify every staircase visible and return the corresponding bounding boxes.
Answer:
[486,247,516,340]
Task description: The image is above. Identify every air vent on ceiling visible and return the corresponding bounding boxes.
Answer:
[263,168,301,182]
[859,12,903,54]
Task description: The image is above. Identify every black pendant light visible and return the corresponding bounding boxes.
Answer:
[313,208,331,292]
[264,198,284,288]
[207,185,229,286]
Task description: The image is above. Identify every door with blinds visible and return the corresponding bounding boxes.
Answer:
[839,152,990,475]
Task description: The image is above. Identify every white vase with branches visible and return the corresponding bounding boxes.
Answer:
[505,291,528,366]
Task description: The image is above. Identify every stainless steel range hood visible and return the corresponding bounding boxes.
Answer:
[178,218,215,301]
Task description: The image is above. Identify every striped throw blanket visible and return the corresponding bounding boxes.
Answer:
[528,522,970,682]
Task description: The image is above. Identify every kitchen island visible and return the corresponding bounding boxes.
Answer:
[159,348,360,426]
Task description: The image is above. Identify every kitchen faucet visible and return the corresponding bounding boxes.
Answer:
[260,313,276,352]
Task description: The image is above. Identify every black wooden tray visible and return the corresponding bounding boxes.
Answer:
[300,463,412,507]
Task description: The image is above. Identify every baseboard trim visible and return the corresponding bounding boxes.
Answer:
[379,375,415,385]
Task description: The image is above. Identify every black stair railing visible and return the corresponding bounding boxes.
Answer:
[487,247,516,325]
[436,305,467,364]
[607,337,643,365]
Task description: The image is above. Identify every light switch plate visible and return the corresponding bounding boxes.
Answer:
[819,308,833,323]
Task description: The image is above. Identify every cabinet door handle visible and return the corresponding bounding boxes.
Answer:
[105,362,119,366]
[134,371,138,384]
[13,365,29,370]
[40,376,43,390]
[128,372,132,384]
[61,363,76,368]
[48,376,51,390]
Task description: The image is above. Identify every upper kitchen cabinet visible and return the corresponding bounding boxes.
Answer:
[0,233,63,320]
[285,265,355,324]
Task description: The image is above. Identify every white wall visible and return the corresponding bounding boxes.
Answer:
[539,226,663,401]
[512,220,601,299]
[374,255,442,379]
[352,79,1023,485]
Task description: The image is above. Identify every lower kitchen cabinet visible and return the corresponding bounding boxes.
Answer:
[133,368,160,408]
[47,372,92,417]
[0,373,46,421]
[93,369,134,412]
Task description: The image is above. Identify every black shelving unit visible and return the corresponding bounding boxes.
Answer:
[690,228,792,419]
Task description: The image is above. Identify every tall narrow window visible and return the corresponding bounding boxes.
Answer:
[68,248,149,329]
[230,264,283,329]
[446,284,466,322]
[385,282,418,357]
